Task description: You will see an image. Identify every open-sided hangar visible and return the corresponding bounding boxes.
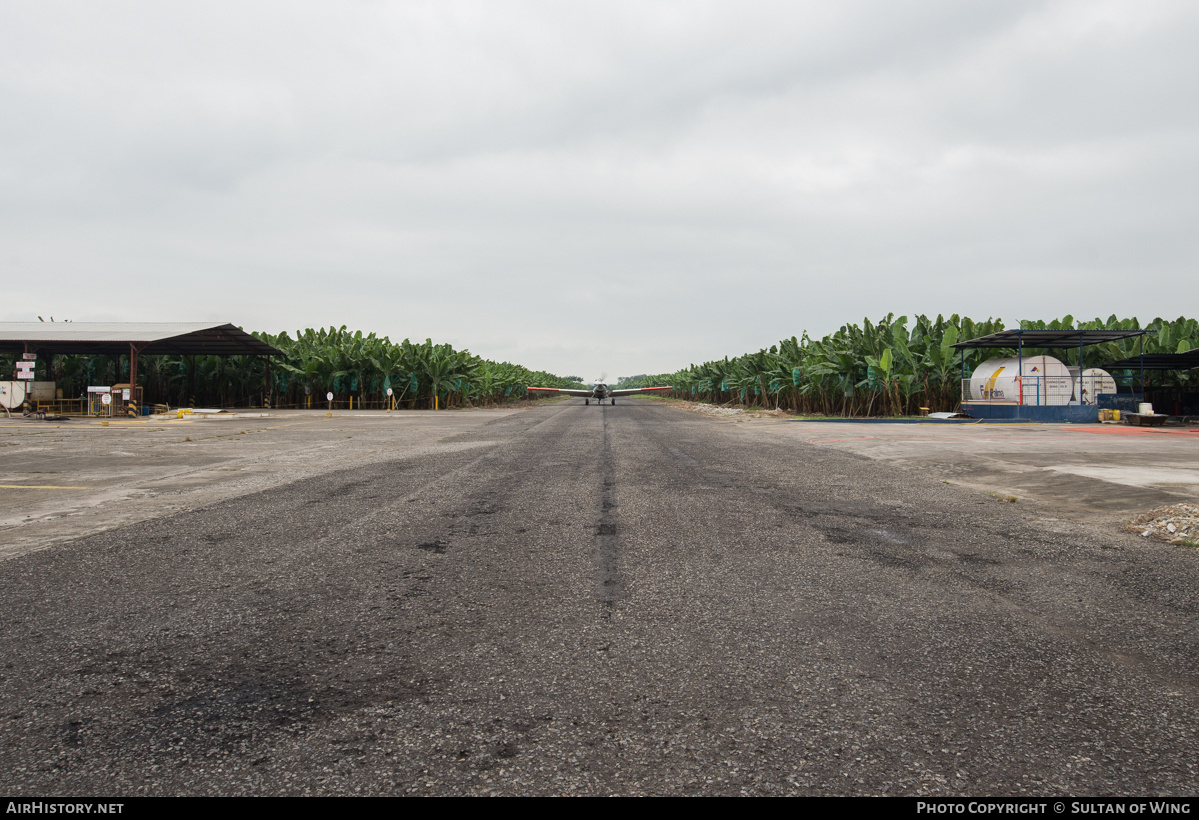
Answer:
[0,322,282,416]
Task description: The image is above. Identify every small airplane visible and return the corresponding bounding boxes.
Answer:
[527,383,672,405]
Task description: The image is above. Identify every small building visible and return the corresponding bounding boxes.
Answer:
[952,328,1148,422]
[0,322,282,415]
[1102,350,1199,418]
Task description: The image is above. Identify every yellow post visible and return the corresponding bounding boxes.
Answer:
[434,394,439,411]
[350,395,353,411]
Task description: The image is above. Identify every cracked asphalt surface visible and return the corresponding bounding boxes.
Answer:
[1,399,1197,795]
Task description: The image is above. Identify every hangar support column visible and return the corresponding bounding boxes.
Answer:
[127,342,146,417]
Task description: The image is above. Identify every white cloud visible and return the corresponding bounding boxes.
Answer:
[2,1,1197,377]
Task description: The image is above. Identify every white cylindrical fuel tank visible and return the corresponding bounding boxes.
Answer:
[1075,368,1117,405]
[0,381,27,410]
[969,356,1074,406]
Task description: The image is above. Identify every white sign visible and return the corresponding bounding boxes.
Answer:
[22,353,36,361]
[15,361,34,369]
[87,386,111,393]
[326,392,333,401]
[387,388,393,397]
[16,371,34,380]
[122,389,131,400]
[100,393,112,405]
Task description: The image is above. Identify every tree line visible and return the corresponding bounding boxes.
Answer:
[8,315,1196,414]
[616,315,1198,416]
[3,326,580,410]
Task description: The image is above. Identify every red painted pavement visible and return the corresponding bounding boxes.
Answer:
[1059,425,1199,437]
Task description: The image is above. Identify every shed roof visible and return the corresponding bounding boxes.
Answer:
[951,328,1147,350]
[1103,350,1199,372]
[0,322,281,357]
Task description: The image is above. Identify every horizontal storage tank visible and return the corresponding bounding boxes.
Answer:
[1075,368,1117,405]
[0,381,27,410]
[969,356,1074,406]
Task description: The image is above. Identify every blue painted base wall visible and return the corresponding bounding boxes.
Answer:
[962,402,1100,422]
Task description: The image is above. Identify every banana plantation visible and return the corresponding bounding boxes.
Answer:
[257,328,580,410]
[9,315,1196,416]
[618,315,1199,417]
[4,326,580,410]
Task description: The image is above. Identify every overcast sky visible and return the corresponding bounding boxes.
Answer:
[2,1,1196,379]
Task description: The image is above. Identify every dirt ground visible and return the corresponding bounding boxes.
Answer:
[2,402,1197,561]
[667,399,1199,534]
[0,408,525,560]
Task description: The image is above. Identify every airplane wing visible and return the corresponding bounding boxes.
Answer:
[527,386,595,397]
[609,386,673,397]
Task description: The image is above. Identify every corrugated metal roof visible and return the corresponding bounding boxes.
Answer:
[0,322,229,342]
[1104,351,1199,371]
[0,322,281,356]
[951,329,1147,350]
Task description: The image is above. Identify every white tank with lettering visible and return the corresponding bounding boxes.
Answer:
[969,356,1074,406]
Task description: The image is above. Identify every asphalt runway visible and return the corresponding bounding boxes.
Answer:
[2,399,1197,795]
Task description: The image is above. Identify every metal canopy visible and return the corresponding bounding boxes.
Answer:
[951,328,1148,350]
[953,328,1149,402]
[0,322,281,357]
[1103,351,1199,372]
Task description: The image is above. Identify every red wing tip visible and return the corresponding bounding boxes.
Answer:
[527,387,559,392]
[641,386,672,391]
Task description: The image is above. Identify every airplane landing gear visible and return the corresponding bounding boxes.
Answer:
[585,399,589,405]
[611,398,616,405]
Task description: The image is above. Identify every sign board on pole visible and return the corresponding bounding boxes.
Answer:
[16,371,34,380]
[101,393,112,405]
[22,353,36,360]
[387,388,393,397]
[15,361,34,370]
[326,392,333,401]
